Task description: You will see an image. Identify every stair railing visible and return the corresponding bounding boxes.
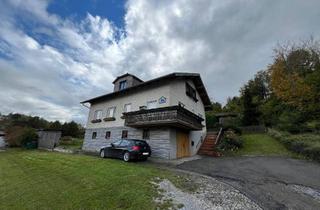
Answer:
[215,127,223,145]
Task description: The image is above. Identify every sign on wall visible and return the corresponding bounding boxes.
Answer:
[159,96,167,104]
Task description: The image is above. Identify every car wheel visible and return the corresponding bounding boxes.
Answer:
[100,149,105,158]
[123,151,130,162]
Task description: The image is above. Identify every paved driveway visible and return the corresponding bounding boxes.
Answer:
[177,156,320,210]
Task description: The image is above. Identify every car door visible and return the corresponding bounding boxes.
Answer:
[109,140,122,157]
[116,139,131,158]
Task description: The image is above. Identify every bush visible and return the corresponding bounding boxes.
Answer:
[217,130,243,151]
[222,125,242,135]
[268,128,320,161]
[5,126,38,147]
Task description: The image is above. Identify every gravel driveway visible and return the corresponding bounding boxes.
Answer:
[177,156,320,210]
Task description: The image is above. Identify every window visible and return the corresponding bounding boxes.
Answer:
[107,107,116,118]
[186,83,198,102]
[124,103,131,113]
[119,80,127,90]
[143,129,150,140]
[94,110,102,120]
[119,139,131,147]
[147,100,157,109]
[121,130,128,139]
[92,132,97,139]
[105,131,111,139]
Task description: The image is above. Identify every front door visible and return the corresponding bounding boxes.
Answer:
[176,131,190,158]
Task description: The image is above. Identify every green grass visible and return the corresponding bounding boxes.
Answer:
[225,134,295,157]
[59,138,83,151]
[0,149,188,210]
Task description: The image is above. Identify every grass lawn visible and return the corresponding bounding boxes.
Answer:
[58,138,83,151]
[0,149,187,210]
[225,134,295,157]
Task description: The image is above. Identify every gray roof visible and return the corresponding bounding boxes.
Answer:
[81,72,212,111]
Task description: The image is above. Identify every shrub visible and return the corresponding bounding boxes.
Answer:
[5,126,38,147]
[268,128,320,161]
[222,125,242,135]
[217,130,243,151]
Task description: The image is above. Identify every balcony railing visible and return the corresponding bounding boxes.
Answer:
[123,106,204,130]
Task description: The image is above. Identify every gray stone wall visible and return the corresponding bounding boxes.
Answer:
[82,126,174,159]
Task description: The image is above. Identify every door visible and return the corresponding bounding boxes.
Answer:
[176,131,190,158]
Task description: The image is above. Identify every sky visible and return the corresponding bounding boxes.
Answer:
[0,0,320,124]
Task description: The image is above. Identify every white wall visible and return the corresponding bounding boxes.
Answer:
[86,84,171,129]
[169,79,207,156]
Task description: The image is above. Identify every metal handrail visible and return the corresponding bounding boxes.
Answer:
[215,127,223,145]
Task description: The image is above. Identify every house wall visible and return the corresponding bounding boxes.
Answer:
[169,79,207,156]
[83,127,175,159]
[86,83,171,129]
[83,78,207,159]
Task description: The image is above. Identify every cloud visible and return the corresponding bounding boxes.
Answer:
[0,0,320,124]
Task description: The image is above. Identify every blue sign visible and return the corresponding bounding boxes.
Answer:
[159,96,167,104]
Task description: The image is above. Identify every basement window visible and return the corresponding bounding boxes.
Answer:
[105,131,111,139]
[92,132,97,139]
[122,130,128,139]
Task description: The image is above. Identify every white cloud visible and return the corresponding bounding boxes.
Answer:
[0,0,320,124]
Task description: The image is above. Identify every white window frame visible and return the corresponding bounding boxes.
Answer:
[147,100,157,109]
[94,110,102,120]
[107,107,116,118]
[123,103,132,113]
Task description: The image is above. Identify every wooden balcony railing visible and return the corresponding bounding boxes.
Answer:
[123,106,204,130]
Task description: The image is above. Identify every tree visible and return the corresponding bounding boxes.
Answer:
[62,121,83,138]
[269,41,320,118]
[223,97,242,113]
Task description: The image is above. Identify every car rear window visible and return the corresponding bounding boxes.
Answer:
[134,140,147,146]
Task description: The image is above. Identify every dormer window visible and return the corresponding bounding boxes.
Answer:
[119,80,127,90]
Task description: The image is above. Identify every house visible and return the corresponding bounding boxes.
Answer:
[81,72,212,159]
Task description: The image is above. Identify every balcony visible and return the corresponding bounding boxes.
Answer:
[123,106,204,130]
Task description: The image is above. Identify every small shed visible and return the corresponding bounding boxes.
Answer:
[37,130,62,149]
[215,113,239,125]
[0,131,6,148]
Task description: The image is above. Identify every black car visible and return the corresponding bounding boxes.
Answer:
[100,139,151,162]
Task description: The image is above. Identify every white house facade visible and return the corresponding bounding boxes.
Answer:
[81,73,211,159]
